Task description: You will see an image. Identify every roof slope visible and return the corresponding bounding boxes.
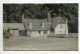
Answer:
[24,19,50,31]
[51,17,66,28]
[3,23,25,30]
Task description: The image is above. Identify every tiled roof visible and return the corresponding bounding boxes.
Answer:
[3,23,25,30]
[23,19,50,31]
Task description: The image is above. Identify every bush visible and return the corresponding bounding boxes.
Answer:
[3,32,13,39]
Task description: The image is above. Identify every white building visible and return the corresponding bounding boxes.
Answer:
[23,19,50,37]
[51,17,68,34]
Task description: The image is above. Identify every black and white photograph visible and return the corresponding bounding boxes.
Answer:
[3,3,78,51]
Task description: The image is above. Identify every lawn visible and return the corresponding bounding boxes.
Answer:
[3,36,78,51]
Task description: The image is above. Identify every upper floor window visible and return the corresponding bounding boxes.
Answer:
[28,22,32,29]
[38,31,41,33]
[60,25,63,29]
[41,22,44,28]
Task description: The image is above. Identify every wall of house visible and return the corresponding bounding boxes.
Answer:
[31,31,38,37]
[54,24,68,34]
[40,31,44,37]
[9,30,19,36]
[27,30,50,37]
[44,30,50,37]
[27,31,30,36]
[27,31,40,37]
[9,30,14,35]
[47,31,50,34]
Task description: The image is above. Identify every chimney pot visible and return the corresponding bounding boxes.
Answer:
[47,11,51,22]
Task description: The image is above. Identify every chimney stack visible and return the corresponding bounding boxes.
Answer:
[65,18,68,34]
[47,11,51,23]
[22,13,24,23]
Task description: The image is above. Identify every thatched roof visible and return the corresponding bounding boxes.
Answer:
[51,17,66,28]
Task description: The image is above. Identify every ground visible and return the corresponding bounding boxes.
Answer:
[3,36,78,51]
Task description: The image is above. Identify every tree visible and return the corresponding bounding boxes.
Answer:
[3,4,78,33]
[3,4,22,23]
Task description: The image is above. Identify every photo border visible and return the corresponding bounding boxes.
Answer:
[0,0,79,54]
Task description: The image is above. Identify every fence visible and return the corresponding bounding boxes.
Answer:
[47,33,78,38]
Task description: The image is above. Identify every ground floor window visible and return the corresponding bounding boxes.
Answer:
[38,31,41,33]
[59,31,63,34]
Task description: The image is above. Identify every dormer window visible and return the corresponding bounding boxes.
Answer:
[28,22,32,29]
[41,22,44,28]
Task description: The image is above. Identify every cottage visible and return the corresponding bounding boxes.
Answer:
[3,12,68,37]
[23,19,50,37]
[46,11,68,34]
[51,17,68,34]
[3,23,25,36]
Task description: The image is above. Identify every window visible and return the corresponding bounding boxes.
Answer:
[28,22,32,28]
[59,31,63,34]
[60,25,63,29]
[38,31,41,33]
[41,22,44,28]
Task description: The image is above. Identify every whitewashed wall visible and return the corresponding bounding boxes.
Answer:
[27,31,40,37]
[27,30,50,37]
[54,24,68,34]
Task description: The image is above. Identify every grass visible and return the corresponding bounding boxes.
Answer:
[3,36,78,51]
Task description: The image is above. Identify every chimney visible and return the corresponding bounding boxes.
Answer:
[66,18,68,28]
[22,13,24,23]
[47,11,51,23]
[65,18,68,34]
[41,22,44,28]
[29,22,32,29]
